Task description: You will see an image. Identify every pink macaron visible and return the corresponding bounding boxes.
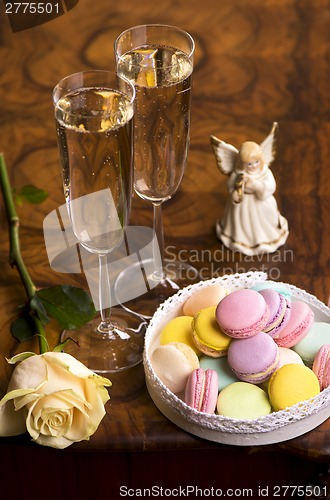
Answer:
[184,368,218,413]
[312,344,330,391]
[215,289,270,339]
[227,331,280,384]
[258,288,291,338]
[274,300,314,348]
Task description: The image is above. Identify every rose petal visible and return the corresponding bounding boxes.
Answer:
[43,352,111,388]
[34,432,84,449]
[37,407,72,437]
[85,380,110,406]
[0,399,26,436]
[83,380,109,416]
[53,389,92,412]
[65,409,93,441]
[12,392,41,411]
[1,387,38,405]
[40,354,111,408]
[44,352,95,378]
[7,355,48,392]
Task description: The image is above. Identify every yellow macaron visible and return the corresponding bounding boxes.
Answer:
[192,306,232,357]
[268,363,320,411]
[160,315,201,355]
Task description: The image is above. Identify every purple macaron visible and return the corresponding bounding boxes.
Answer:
[228,331,280,384]
[258,288,291,338]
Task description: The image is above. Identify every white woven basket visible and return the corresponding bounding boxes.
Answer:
[143,272,330,445]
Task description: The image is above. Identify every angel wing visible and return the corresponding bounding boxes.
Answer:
[259,122,278,167]
[210,135,239,175]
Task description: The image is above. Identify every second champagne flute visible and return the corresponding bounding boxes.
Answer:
[114,24,196,318]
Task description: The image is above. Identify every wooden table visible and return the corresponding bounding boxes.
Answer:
[1,0,330,497]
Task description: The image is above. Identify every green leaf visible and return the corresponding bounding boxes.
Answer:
[15,185,48,205]
[11,314,36,342]
[52,337,77,352]
[30,294,50,325]
[6,352,36,364]
[36,285,96,330]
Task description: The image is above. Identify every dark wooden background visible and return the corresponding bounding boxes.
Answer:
[1,0,330,498]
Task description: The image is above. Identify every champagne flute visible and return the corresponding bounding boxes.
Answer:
[53,70,145,374]
[114,24,196,318]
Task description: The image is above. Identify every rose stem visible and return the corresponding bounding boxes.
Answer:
[0,153,48,354]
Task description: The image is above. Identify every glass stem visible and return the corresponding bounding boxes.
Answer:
[153,202,166,283]
[97,253,114,335]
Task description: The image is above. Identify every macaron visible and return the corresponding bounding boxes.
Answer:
[268,364,320,411]
[184,368,218,413]
[183,284,229,317]
[151,342,199,394]
[292,322,330,367]
[312,344,330,391]
[258,288,291,338]
[274,300,314,348]
[217,382,272,420]
[199,355,239,391]
[160,315,201,355]
[192,306,232,357]
[260,347,304,391]
[227,331,280,384]
[216,289,270,339]
[251,282,292,301]
[278,347,304,368]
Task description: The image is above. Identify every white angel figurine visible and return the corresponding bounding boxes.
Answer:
[210,122,289,256]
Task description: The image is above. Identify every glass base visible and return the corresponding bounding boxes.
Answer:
[114,258,199,319]
[60,308,146,375]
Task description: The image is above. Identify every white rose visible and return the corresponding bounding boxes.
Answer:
[0,351,111,449]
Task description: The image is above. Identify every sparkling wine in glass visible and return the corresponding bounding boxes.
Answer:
[53,70,145,374]
[114,24,196,318]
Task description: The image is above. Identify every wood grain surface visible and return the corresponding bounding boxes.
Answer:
[1,0,330,494]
